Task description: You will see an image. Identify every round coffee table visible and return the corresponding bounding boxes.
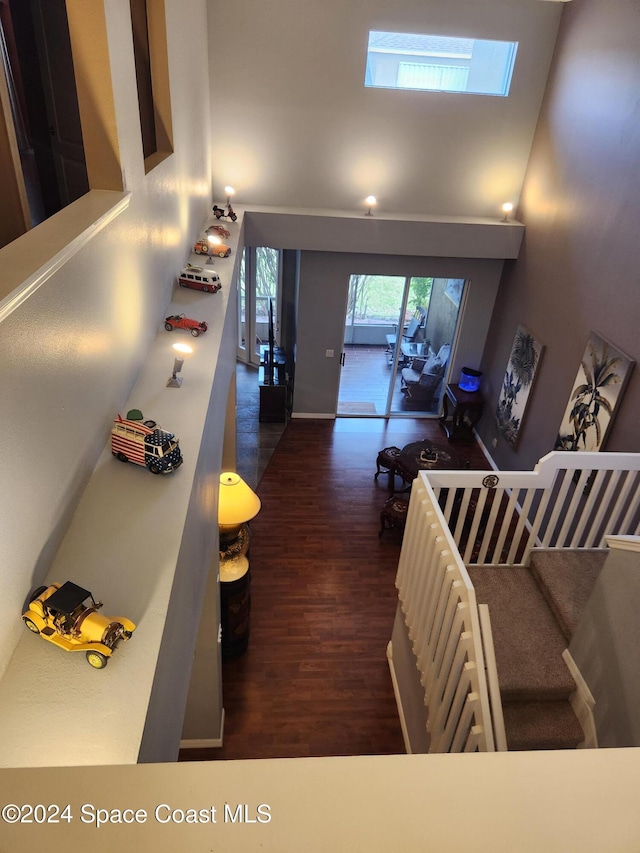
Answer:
[392,440,464,492]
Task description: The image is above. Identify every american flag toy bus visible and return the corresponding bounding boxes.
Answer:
[111,410,183,474]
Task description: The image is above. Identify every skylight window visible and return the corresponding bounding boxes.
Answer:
[365,32,518,97]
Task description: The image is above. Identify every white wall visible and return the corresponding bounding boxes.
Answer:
[476,0,640,467]
[240,206,518,417]
[1,748,640,851]
[569,543,640,748]
[208,0,562,217]
[0,0,216,739]
[293,250,503,416]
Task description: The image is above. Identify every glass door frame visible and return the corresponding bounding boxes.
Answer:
[384,280,411,415]
[236,247,248,361]
[337,274,412,418]
[337,274,468,419]
[236,246,283,367]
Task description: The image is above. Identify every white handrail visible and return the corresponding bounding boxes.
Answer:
[393,452,640,753]
[478,604,508,752]
[606,535,640,553]
[422,451,640,566]
[396,477,495,752]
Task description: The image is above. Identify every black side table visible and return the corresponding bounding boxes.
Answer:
[259,382,287,422]
[440,383,484,441]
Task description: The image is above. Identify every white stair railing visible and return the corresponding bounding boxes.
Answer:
[396,476,496,752]
[422,451,640,566]
[606,534,640,553]
[477,604,508,752]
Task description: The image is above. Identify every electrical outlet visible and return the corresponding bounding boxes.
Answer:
[326,349,334,358]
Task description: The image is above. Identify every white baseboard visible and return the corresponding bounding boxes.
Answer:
[291,412,335,419]
[386,641,411,755]
[562,649,598,749]
[473,428,499,471]
[179,708,225,750]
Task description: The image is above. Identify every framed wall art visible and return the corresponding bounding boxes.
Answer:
[444,278,464,308]
[554,332,634,452]
[495,325,544,447]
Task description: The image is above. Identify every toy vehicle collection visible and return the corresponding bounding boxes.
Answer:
[178,264,221,293]
[212,203,237,222]
[193,239,231,258]
[22,581,135,669]
[206,224,230,239]
[111,410,183,474]
[164,314,208,336]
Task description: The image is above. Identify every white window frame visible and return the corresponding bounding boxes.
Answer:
[365,31,518,97]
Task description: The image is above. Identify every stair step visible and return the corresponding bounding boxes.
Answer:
[529,548,608,641]
[468,566,574,701]
[503,700,584,751]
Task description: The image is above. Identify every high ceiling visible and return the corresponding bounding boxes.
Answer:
[208,0,563,218]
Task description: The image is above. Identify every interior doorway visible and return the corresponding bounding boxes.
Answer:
[337,274,407,415]
[237,246,282,367]
[337,275,466,418]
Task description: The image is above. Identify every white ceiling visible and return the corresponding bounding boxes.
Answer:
[208,0,564,219]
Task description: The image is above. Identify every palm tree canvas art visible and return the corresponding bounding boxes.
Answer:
[495,326,544,447]
[555,332,634,452]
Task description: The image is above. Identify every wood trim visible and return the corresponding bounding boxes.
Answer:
[180,709,225,750]
[606,535,640,553]
[472,427,499,472]
[146,0,173,157]
[65,0,123,191]
[0,42,30,246]
[562,649,598,749]
[291,412,336,419]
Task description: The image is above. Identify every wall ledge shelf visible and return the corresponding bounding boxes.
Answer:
[242,205,525,259]
[0,211,241,769]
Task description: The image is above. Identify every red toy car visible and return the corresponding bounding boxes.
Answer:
[206,224,231,239]
[164,314,208,337]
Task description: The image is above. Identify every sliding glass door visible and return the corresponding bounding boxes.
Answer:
[337,275,407,415]
[337,274,466,417]
[388,277,465,416]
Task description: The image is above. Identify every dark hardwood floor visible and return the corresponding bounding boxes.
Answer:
[180,418,490,762]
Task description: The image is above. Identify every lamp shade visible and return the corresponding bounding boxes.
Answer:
[218,472,261,526]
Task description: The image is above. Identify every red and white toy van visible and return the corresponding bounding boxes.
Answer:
[177,264,221,293]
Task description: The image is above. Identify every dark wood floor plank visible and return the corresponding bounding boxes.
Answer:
[180,418,489,762]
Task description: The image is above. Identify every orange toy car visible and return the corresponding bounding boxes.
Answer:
[193,239,231,258]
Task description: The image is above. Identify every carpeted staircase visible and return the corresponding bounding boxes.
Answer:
[467,549,608,751]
